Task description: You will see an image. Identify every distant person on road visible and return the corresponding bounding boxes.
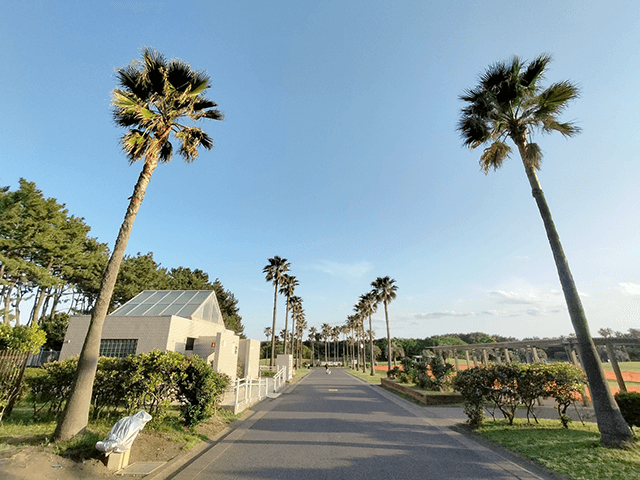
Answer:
[325,364,330,374]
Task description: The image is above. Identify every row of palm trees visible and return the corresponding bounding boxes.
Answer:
[354,276,398,375]
[298,276,398,374]
[263,256,306,367]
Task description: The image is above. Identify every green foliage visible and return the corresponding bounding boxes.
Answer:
[386,366,401,379]
[39,312,69,350]
[27,356,78,416]
[0,324,46,354]
[454,362,586,428]
[428,356,455,391]
[0,179,106,324]
[177,355,230,427]
[614,391,640,429]
[454,367,489,427]
[25,351,229,427]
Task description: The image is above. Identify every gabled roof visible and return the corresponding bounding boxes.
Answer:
[110,290,224,325]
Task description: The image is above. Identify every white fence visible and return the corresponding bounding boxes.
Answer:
[222,367,287,414]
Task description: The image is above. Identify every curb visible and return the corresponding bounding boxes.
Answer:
[144,377,306,479]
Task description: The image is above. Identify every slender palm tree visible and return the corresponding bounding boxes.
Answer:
[458,54,632,447]
[289,295,302,366]
[358,291,378,376]
[321,323,331,363]
[372,276,398,373]
[308,326,317,366]
[264,327,272,358]
[55,48,223,441]
[263,256,290,366]
[279,274,298,354]
[295,314,306,368]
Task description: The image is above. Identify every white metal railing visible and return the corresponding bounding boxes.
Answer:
[226,367,286,410]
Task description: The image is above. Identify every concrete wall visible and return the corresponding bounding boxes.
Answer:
[276,354,294,381]
[238,339,260,379]
[60,315,173,360]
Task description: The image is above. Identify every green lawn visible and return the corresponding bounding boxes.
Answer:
[602,361,640,374]
[344,367,387,383]
[475,419,640,480]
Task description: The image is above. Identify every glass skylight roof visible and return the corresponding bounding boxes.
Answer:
[111,290,222,324]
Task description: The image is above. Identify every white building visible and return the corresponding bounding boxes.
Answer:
[60,290,258,382]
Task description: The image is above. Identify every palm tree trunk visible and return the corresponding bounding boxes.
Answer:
[518,146,632,446]
[54,158,158,442]
[270,284,278,367]
[368,314,375,376]
[283,300,289,355]
[384,301,391,371]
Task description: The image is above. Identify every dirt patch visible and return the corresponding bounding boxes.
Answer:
[0,416,230,480]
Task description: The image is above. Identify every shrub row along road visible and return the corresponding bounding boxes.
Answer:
[164,369,553,480]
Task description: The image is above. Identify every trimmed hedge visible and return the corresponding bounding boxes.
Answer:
[26,350,229,427]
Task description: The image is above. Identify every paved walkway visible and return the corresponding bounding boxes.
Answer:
[160,369,557,480]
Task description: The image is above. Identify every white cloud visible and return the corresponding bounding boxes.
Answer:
[490,290,537,305]
[413,311,472,320]
[619,282,640,296]
[310,260,373,281]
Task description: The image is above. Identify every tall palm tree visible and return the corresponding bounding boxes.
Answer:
[55,48,223,441]
[331,326,340,363]
[263,256,290,366]
[289,295,302,366]
[263,326,272,358]
[308,326,317,366]
[321,322,332,363]
[295,314,306,368]
[279,274,298,354]
[372,276,398,373]
[458,54,632,447]
[358,291,378,376]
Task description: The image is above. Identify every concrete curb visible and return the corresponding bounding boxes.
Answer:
[144,376,306,479]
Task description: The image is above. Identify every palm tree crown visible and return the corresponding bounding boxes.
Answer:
[112,47,224,165]
[457,54,580,173]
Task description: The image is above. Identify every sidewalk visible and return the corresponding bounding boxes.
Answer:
[148,370,563,480]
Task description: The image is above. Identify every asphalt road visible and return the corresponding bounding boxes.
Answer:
[167,369,554,480]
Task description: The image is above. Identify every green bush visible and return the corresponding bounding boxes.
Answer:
[178,356,230,427]
[453,362,585,428]
[427,356,454,391]
[386,366,401,379]
[454,367,489,427]
[615,391,640,429]
[0,324,46,354]
[25,350,230,427]
[397,372,411,384]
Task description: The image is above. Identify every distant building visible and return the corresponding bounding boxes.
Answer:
[60,290,258,381]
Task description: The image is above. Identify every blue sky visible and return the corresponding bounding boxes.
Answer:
[1,0,639,342]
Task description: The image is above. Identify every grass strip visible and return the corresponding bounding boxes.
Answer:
[475,419,640,480]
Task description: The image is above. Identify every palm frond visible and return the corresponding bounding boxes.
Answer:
[540,119,581,137]
[479,141,511,173]
[524,142,542,170]
[535,81,580,117]
[520,53,551,88]
[175,127,213,162]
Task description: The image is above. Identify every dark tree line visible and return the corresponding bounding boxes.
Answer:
[0,180,244,337]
